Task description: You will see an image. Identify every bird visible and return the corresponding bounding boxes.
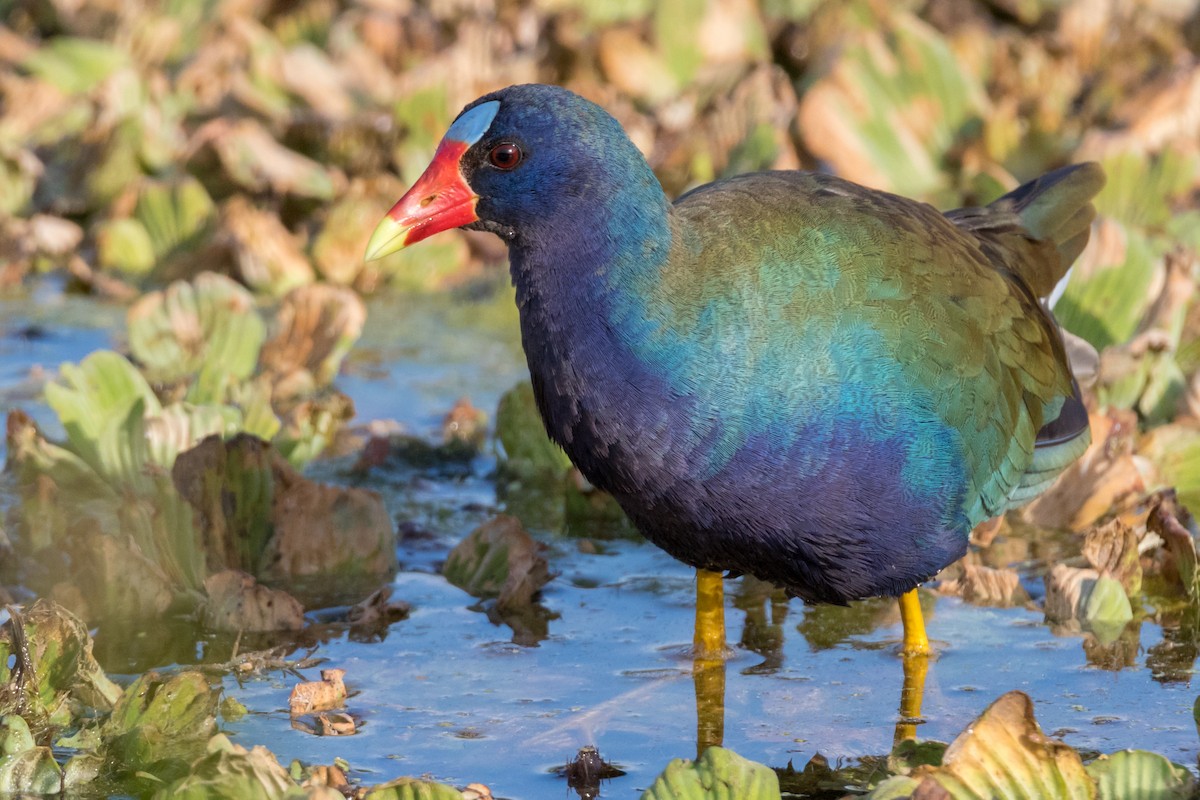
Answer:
[366,83,1104,664]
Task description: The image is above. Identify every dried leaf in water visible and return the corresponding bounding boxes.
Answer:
[462,784,494,800]
[910,691,1094,799]
[1022,410,1145,530]
[443,515,552,610]
[1146,491,1199,597]
[1086,750,1195,800]
[172,434,274,576]
[640,745,781,800]
[442,397,487,447]
[258,445,396,586]
[1044,564,1132,642]
[259,283,366,397]
[289,669,346,715]
[951,563,1029,608]
[1081,519,1142,595]
[173,433,395,587]
[200,570,305,632]
[347,586,411,641]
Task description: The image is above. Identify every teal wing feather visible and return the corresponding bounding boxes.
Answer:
[650,167,1100,529]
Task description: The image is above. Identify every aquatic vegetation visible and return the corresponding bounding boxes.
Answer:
[4,272,389,623]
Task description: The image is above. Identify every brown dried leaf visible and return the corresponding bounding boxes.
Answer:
[1022,410,1146,530]
[278,43,354,120]
[347,586,411,641]
[462,783,494,800]
[49,527,175,625]
[442,397,488,447]
[218,195,314,296]
[313,712,356,736]
[443,514,551,611]
[1147,490,1198,595]
[597,28,679,105]
[911,691,1095,800]
[1097,62,1200,156]
[200,570,305,632]
[189,118,342,200]
[1043,564,1100,627]
[956,563,1029,608]
[289,668,346,715]
[259,284,366,396]
[1081,518,1142,594]
[259,449,396,584]
[305,764,350,790]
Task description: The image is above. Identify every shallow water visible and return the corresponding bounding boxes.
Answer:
[2,279,1198,797]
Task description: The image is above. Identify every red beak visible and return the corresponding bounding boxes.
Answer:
[365,139,479,260]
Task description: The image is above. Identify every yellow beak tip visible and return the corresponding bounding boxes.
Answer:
[364,217,409,262]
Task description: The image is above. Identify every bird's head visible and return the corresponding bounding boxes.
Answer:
[365,84,657,261]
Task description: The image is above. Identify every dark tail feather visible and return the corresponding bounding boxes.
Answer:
[948,162,1106,297]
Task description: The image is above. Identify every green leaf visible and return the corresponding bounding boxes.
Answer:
[1095,149,1200,231]
[0,747,62,795]
[104,671,218,770]
[127,272,265,400]
[21,37,129,95]
[1141,425,1200,513]
[495,382,573,477]
[1055,224,1165,350]
[654,0,705,85]
[798,11,988,203]
[863,775,922,800]
[0,601,122,721]
[134,175,215,260]
[152,734,295,800]
[95,217,157,275]
[1081,576,1133,645]
[0,717,35,756]
[1087,750,1195,800]
[640,746,782,799]
[45,351,162,480]
[364,776,468,800]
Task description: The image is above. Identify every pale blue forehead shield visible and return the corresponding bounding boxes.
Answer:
[446,100,500,146]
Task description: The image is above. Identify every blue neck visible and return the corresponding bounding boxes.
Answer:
[505,180,683,494]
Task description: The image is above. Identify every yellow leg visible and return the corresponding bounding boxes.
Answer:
[693,569,727,755]
[894,589,931,744]
[693,569,727,659]
[898,588,929,657]
[893,650,929,745]
[693,652,726,756]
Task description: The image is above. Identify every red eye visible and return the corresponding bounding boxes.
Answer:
[489,143,522,170]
